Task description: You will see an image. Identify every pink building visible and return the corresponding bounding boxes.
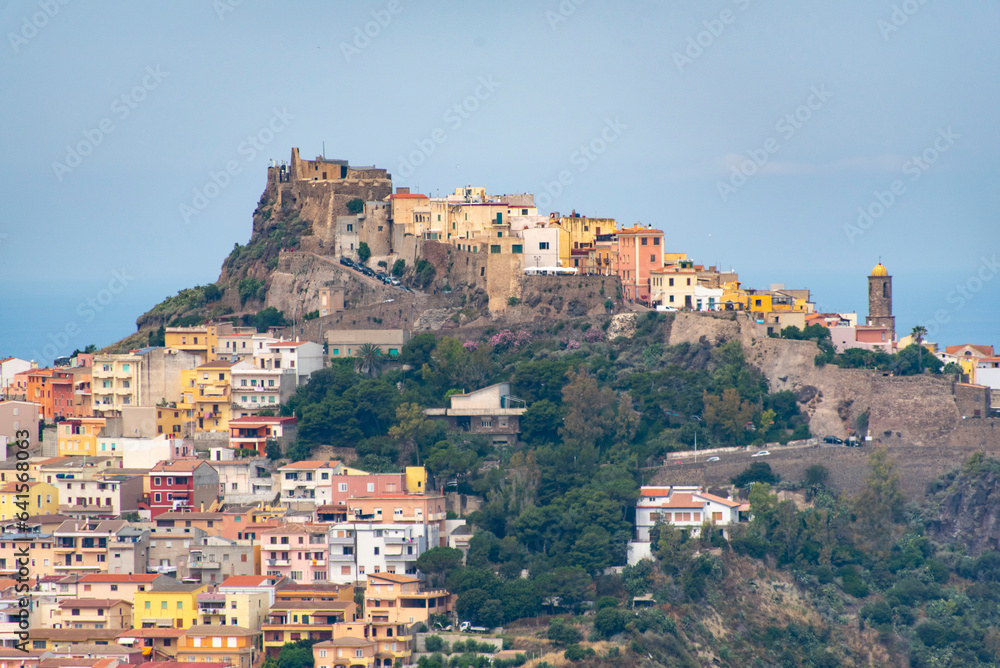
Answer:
[261,524,329,583]
[830,325,893,354]
[329,473,408,505]
[614,225,665,304]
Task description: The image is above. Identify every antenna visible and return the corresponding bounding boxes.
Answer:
[322,142,326,159]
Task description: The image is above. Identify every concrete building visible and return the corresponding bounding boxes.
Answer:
[0,400,39,454]
[364,573,454,666]
[326,330,410,360]
[520,226,560,269]
[614,225,665,304]
[228,416,298,457]
[327,523,438,585]
[179,360,243,433]
[185,535,257,585]
[0,358,32,397]
[206,449,275,505]
[132,579,210,630]
[328,473,410,506]
[92,348,204,417]
[261,524,330,583]
[52,519,149,576]
[627,486,743,564]
[50,599,132,630]
[0,480,58,520]
[259,341,325,387]
[117,435,193,469]
[317,288,345,317]
[177,626,257,668]
[56,474,144,519]
[424,382,527,445]
[230,365,295,414]
[278,461,343,508]
[144,460,220,519]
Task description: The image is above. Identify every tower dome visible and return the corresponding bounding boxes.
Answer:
[871,262,888,277]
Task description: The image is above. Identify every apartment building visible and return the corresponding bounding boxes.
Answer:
[145,459,220,518]
[0,480,58,521]
[423,382,526,445]
[52,520,149,576]
[56,474,143,519]
[227,416,298,457]
[133,580,210,630]
[278,461,343,508]
[177,626,257,668]
[262,524,329,583]
[327,522,439,584]
[50,599,132,630]
[364,573,454,665]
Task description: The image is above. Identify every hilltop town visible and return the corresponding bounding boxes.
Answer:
[2,149,1000,667]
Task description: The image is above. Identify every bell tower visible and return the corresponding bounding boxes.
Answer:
[866,262,895,340]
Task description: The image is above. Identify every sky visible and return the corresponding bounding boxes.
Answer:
[1,0,998,363]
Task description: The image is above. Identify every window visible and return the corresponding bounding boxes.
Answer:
[367,483,375,492]
[641,237,648,246]
[538,241,549,250]
[512,244,522,254]
[490,245,501,254]
[339,483,348,492]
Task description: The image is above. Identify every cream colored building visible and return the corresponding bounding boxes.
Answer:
[326,330,410,359]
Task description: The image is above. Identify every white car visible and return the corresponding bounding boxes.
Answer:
[706,456,720,462]
[751,450,770,457]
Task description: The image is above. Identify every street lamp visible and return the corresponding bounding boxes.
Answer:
[691,415,702,462]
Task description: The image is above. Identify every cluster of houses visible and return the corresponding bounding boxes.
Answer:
[0,455,465,667]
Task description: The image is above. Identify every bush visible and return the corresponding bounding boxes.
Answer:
[357,242,371,264]
[346,198,364,214]
[424,635,445,652]
[547,619,582,646]
[563,645,595,662]
[507,296,521,306]
[731,462,781,487]
[391,258,406,276]
[594,607,631,638]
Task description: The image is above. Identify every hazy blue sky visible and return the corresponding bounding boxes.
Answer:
[2,0,998,362]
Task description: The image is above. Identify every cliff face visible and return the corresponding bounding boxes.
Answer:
[926,456,1000,556]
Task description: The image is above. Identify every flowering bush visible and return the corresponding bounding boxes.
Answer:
[489,329,532,352]
[560,336,581,350]
[463,340,479,351]
[585,328,604,343]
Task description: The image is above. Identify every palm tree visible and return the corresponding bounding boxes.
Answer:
[354,342,384,378]
[911,325,928,372]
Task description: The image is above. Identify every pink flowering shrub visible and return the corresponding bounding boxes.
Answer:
[584,328,604,343]
[489,329,532,352]
[463,340,479,351]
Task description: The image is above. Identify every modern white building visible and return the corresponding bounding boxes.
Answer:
[115,433,194,468]
[259,341,324,386]
[520,227,560,269]
[627,485,744,565]
[230,365,296,413]
[278,460,344,508]
[326,522,439,584]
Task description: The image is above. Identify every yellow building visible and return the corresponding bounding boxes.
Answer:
[51,599,133,629]
[91,354,142,416]
[0,456,48,484]
[57,417,106,456]
[164,322,242,362]
[314,637,378,668]
[551,214,617,269]
[0,480,58,521]
[263,600,356,657]
[134,581,209,630]
[364,573,454,666]
[178,625,257,668]
[156,402,196,437]
[180,360,239,432]
[404,467,426,494]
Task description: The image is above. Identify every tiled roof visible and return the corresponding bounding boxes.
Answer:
[219,575,279,588]
[367,572,419,584]
[279,460,339,470]
[57,598,128,608]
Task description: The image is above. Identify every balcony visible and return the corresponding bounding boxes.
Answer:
[191,561,221,569]
[266,559,290,567]
[199,607,225,615]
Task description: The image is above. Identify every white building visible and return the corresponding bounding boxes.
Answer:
[219,333,278,361]
[259,341,324,386]
[692,285,724,311]
[627,485,744,565]
[520,227,560,269]
[0,357,32,396]
[327,522,439,585]
[278,460,344,508]
[208,448,276,504]
[230,365,296,414]
[115,434,194,469]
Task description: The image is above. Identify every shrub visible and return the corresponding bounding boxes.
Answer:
[547,619,582,646]
[507,296,521,306]
[424,635,445,652]
[346,198,364,214]
[563,645,595,662]
[391,258,406,276]
[357,242,371,264]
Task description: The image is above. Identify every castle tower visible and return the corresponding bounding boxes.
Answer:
[866,262,895,340]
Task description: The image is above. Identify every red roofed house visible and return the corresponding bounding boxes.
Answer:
[141,460,220,518]
[228,416,297,457]
[628,486,743,564]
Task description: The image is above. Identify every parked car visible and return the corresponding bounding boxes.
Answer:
[339,256,354,267]
[362,267,375,277]
[706,456,720,462]
[845,437,862,447]
[375,272,387,282]
[751,450,770,457]
[823,435,843,444]
[389,277,401,286]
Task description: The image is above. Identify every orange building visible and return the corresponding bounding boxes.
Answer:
[26,368,77,420]
[614,226,665,304]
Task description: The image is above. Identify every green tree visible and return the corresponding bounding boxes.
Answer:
[388,402,432,465]
[265,439,282,461]
[354,342,384,378]
[357,241,371,264]
[703,388,756,445]
[911,325,928,372]
[852,447,905,554]
[254,306,288,333]
[731,462,781,487]
[391,258,406,276]
[202,283,222,302]
[148,325,166,347]
[416,547,465,589]
[346,198,365,214]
